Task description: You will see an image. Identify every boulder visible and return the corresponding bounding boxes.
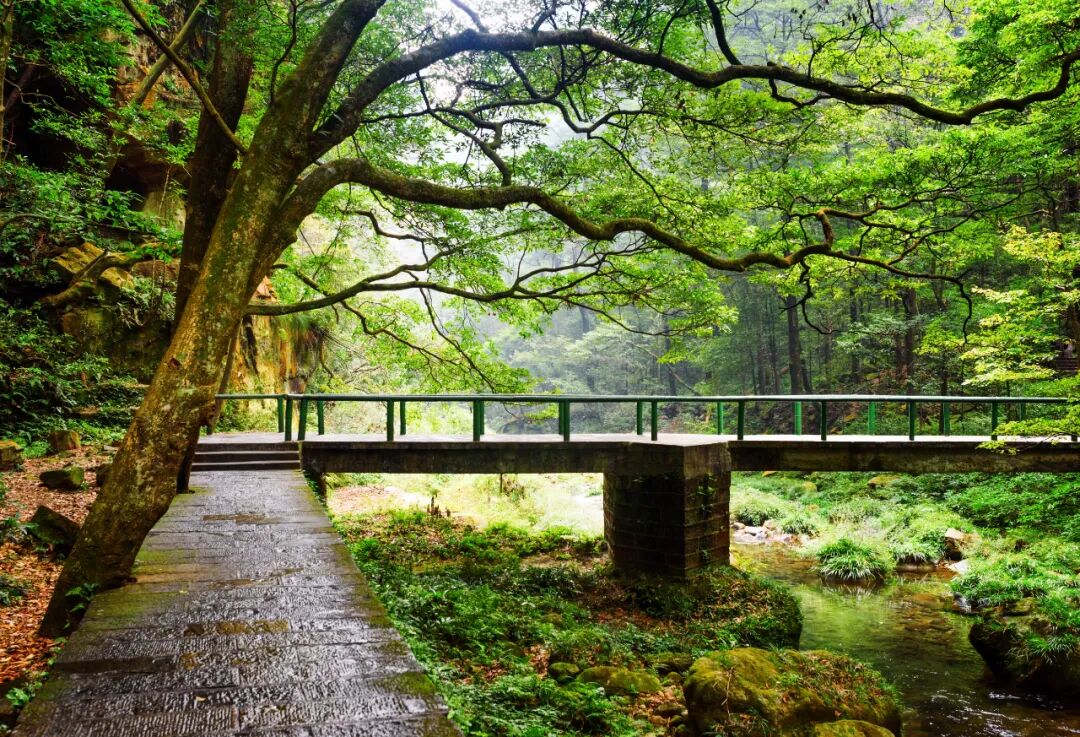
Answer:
[647,651,695,675]
[93,462,111,488]
[577,666,662,696]
[867,475,902,490]
[40,466,84,490]
[969,617,1080,693]
[946,559,970,575]
[943,528,977,560]
[0,440,22,471]
[683,648,900,737]
[130,259,177,282]
[547,662,580,684]
[47,429,80,454]
[49,242,104,281]
[813,721,896,737]
[28,506,80,554]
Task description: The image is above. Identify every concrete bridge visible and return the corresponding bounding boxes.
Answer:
[196,389,1080,579]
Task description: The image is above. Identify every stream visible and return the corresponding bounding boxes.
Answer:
[734,542,1080,737]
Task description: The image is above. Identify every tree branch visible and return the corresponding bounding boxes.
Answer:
[118,0,247,153]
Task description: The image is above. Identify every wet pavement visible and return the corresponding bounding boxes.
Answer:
[14,470,460,737]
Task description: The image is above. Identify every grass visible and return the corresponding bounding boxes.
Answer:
[815,538,892,582]
[335,510,802,737]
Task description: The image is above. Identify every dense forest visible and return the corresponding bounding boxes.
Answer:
[1,0,1079,735]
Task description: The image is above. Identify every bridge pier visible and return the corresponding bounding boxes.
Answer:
[604,443,730,578]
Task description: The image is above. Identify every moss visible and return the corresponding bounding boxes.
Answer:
[577,666,662,696]
[684,648,901,737]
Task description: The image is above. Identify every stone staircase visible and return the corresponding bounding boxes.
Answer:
[192,439,301,472]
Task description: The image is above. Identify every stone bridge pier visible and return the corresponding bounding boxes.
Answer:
[603,444,730,577]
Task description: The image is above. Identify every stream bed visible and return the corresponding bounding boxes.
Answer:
[734,542,1080,737]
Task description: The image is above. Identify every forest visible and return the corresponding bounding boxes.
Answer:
[0,0,1079,734]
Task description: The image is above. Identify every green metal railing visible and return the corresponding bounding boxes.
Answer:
[213,393,1076,444]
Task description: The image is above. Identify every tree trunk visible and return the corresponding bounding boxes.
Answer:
[176,0,254,321]
[41,129,304,635]
[785,295,807,394]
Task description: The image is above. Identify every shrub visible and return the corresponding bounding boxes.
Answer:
[777,510,822,536]
[731,489,787,526]
[816,538,891,582]
[827,498,887,524]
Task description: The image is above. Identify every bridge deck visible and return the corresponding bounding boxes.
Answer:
[14,470,460,737]
[202,432,1080,474]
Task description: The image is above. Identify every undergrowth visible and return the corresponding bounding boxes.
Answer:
[335,509,802,737]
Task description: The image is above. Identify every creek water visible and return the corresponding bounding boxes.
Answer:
[734,542,1080,737]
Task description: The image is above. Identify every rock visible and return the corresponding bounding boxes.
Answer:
[47,429,80,454]
[763,519,779,531]
[647,651,695,675]
[867,475,902,490]
[547,662,580,684]
[577,666,663,696]
[946,560,970,575]
[732,521,745,530]
[656,701,685,719]
[49,242,104,281]
[28,506,81,553]
[39,466,84,490]
[93,462,111,487]
[969,617,1080,693]
[813,721,896,737]
[0,440,22,470]
[663,671,683,686]
[683,648,901,737]
[130,259,177,282]
[943,528,977,560]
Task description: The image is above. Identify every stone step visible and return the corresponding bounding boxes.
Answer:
[191,460,302,471]
[194,450,299,461]
[197,441,298,452]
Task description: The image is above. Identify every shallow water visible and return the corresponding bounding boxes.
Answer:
[734,543,1080,737]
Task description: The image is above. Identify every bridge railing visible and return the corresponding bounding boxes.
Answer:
[213,393,1076,443]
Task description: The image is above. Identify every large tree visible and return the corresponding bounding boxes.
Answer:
[40,0,1080,633]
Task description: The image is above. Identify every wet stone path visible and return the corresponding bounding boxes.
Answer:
[14,470,460,737]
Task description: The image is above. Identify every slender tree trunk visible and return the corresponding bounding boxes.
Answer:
[785,295,807,394]
[0,0,17,149]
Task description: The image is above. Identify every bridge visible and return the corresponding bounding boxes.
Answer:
[15,393,1078,736]
[200,393,1080,578]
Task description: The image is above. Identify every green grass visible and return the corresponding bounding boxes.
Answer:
[815,538,892,582]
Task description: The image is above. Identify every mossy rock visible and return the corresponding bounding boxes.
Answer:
[578,666,662,696]
[683,648,901,736]
[548,662,580,684]
[47,429,80,454]
[39,466,84,490]
[813,721,895,737]
[647,651,695,675]
[0,440,22,471]
[969,617,1080,693]
[28,505,80,553]
[867,475,902,490]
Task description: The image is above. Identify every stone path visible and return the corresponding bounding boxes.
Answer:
[14,470,460,737]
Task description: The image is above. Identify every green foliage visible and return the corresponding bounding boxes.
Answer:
[0,299,140,438]
[337,511,800,736]
[731,489,788,526]
[816,538,891,582]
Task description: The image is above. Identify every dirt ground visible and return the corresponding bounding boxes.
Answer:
[0,445,109,688]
